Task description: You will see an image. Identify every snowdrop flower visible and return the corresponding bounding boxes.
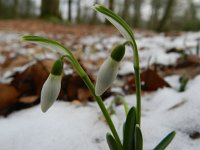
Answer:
[95,44,125,96]
[41,58,63,112]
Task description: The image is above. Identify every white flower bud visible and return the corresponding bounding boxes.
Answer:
[41,74,62,112]
[95,56,120,96]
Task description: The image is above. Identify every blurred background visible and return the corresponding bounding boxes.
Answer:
[0,0,200,31]
[0,0,200,117]
[0,1,200,150]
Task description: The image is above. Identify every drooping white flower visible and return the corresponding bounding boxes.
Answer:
[95,57,120,96]
[95,44,125,96]
[41,58,63,112]
[41,74,62,112]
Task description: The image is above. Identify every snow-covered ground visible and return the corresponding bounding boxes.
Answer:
[0,30,200,69]
[1,30,200,150]
[1,74,200,150]
[80,31,200,71]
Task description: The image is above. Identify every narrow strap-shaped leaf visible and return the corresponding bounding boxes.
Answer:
[123,106,136,150]
[118,95,129,115]
[123,122,125,140]
[106,133,122,150]
[92,4,134,41]
[21,35,73,58]
[22,35,88,77]
[134,124,143,150]
[153,131,176,150]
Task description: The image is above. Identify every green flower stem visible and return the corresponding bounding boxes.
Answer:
[125,40,141,125]
[83,75,122,148]
[130,40,141,126]
[118,96,129,115]
[68,55,123,149]
[134,66,141,125]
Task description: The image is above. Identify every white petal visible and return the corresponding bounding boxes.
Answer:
[95,57,119,96]
[41,74,61,112]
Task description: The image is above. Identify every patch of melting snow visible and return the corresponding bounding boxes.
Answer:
[0,31,21,42]
[119,61,134,75]
[102,36,124,46]
[165,75,181,90]
[88,51,107,61]
[0,55,5,64]
[63,64,74,75]
[32,52,59,60]
[80,35,104,45]
[0,61,36,83]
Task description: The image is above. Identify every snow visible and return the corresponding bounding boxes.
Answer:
[164,75,181,90]
[140,75,200,150]
[0,102,108,150]
[119,61,134,75]
[1,74,200,149]
[0,55,5,64]
[0,61,36,83]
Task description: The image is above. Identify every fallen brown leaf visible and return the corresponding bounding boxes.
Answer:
[123,69,170,94]
[0,84,21,110]
[11,59,53,95]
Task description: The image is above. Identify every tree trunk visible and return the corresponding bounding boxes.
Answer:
[13,0,19,18]
[156,0,176,31]
[21,0,32,18]
[189,2,197,20]
[68,0,72,22]
[108,0,114,11]
[0,0,2,18]
[76,0,81,23]
[133,0,142,27]
[90,0,98,24]
[40,0,61,20]
[149,0,162,29]
[122,0,131,22]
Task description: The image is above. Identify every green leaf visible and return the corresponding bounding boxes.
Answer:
[106,133,122,150]
[123,122,125,140]
[179,76,189,92]
[92,4,134,42]
[134,125,143,150]
[123,107,137,150]
[153,131,176,150]
[118,96,129,115]
[21,35,73,58]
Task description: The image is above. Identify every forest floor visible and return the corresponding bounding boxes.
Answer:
[0,20,200,150]
[0,20,117,36]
